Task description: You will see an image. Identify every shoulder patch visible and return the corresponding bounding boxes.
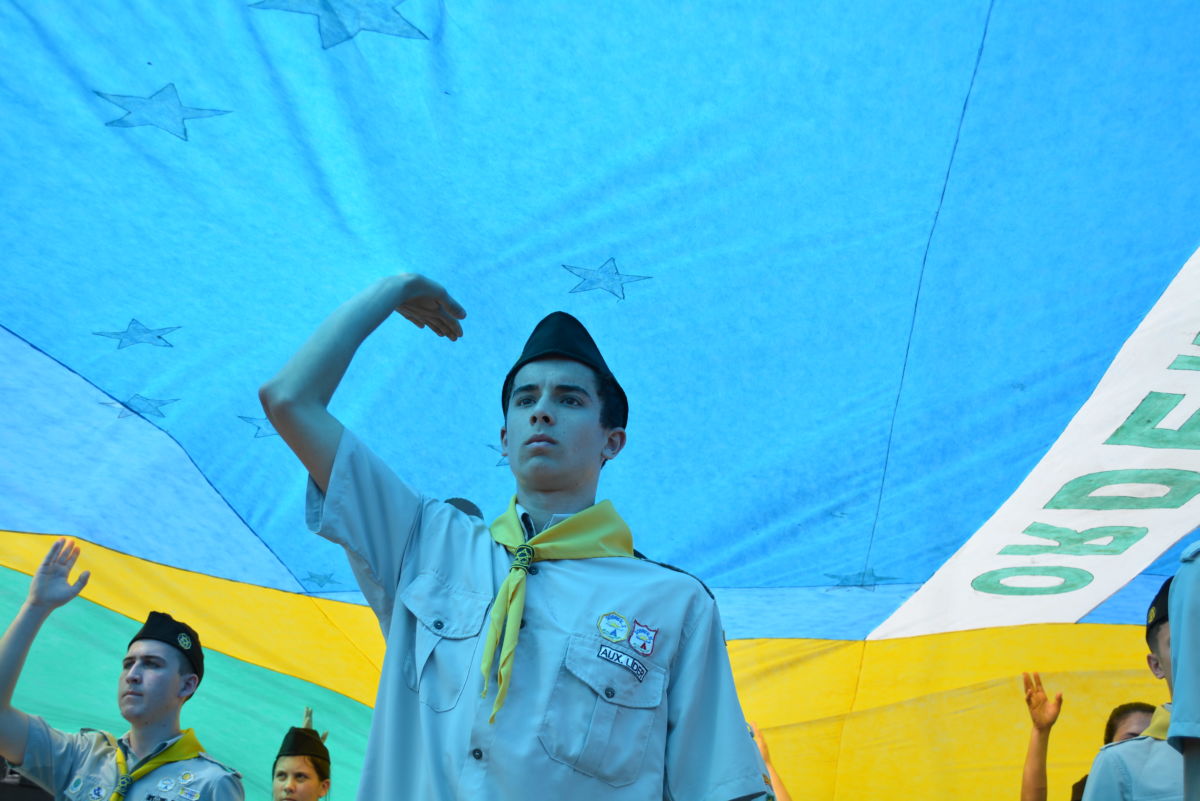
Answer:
[633,554,715,600]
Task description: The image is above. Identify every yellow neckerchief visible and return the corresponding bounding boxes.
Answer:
[101,729,204,801]
[1142,705,1171,740]
[480,496,635,722]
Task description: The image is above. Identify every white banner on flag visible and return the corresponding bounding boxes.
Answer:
[871,246,1200,640]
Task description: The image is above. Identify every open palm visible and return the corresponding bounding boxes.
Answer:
[1023,671,1062,731]
[28,539,90,610]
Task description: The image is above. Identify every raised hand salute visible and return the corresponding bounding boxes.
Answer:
[261,277,771,801]
[27,538,90,611]
[393,273,467,340]
[259,273,466,492]
[1024,671,1063,733]
[0,538,91,762]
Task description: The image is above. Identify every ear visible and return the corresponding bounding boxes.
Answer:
[319,779,331,797]
[500,426,508,457]
[602,427,627,462]
[179,673,200,700]
[1148,651,1167,681]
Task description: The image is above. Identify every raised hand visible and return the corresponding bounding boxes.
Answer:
[395,274,467,341]
[301,706,329,743]
[1023,671,1062,732]
[27,539,90,611]
[749,721,770,762]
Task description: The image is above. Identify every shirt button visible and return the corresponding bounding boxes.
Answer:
[604,687,615,699]
[433,620,445,630]
[471,748,483,760]
[528,565,539,575]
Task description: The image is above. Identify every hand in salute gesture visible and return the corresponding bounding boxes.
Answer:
[28,539,90,611]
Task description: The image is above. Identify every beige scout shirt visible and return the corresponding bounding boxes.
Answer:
[16,715,242,801]
[307,428,770,801]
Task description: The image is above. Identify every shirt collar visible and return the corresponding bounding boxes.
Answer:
[515,504,575,540]
[118,731,184,768]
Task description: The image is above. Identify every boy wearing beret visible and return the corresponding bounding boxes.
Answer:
[260,274,771,801]
[0,539,243,801]
[1082,577,1182,801]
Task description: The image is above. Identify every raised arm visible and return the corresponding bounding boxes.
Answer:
[0,540,91,763]
[1021,671,1063,801]
[259,274,466,491]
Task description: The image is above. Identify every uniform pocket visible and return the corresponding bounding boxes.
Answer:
[538,634,666,786]
[399,572,491,712]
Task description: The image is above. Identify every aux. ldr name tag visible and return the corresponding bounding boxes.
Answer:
[597,644,647,682]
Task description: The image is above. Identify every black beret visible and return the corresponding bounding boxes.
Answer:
[500,311,627,427]
[129,611,204,683]
[277,727,330,763]
[1147,576,1173,633]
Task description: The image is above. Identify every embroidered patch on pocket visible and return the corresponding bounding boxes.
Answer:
[597,645,647,682]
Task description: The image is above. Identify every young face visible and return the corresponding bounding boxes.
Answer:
[273,756,330,801]
[1112,710,1153,742]
[117,640,196,725]
[501,359,625,494]
[1147,621,1173,696]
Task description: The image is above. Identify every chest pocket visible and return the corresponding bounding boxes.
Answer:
[399,572,491,712]
[539,634,666,787]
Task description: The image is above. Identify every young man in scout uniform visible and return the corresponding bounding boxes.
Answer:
[0,539,243,801]
[1081,577,1182,801]
[259,273,772,800]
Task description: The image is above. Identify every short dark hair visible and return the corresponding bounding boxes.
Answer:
[1103,702,1156,744]
[1146,618,1168,653]
[273,754,331,784]
[593,370,626,430]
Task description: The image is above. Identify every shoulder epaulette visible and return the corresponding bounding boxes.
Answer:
[197,752,242,777]
[633,551,715,600]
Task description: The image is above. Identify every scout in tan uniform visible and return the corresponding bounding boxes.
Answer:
[0,539,242,801]
[259,274,772,801]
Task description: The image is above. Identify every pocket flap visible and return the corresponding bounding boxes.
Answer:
[399,572,491,639]
[563,635,665,709]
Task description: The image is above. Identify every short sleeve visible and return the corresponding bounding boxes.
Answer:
[203,769,245,801]
[1080,746,1129,801]
[1169,543,1200,751]
[12,716,96,796]
[664,597,770,801]
[306,428,428,628]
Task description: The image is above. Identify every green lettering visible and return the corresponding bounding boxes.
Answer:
[1045,469,1200,510]
[999,522,1147,556]
[1168,333,1200,371]
[1169,355,1200,371]
[1105,392,1200,450]
[971,566,1093,595]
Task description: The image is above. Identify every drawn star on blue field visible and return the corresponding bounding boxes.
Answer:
[95,84,229,141]
[305,572,340,587]
[239,416,279,438]
[824,567,897,592]
[93,319,180,349]
[102,394,179,419]
[563,258,651,300]
[487,444,508,467]
[252,0,426,49]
